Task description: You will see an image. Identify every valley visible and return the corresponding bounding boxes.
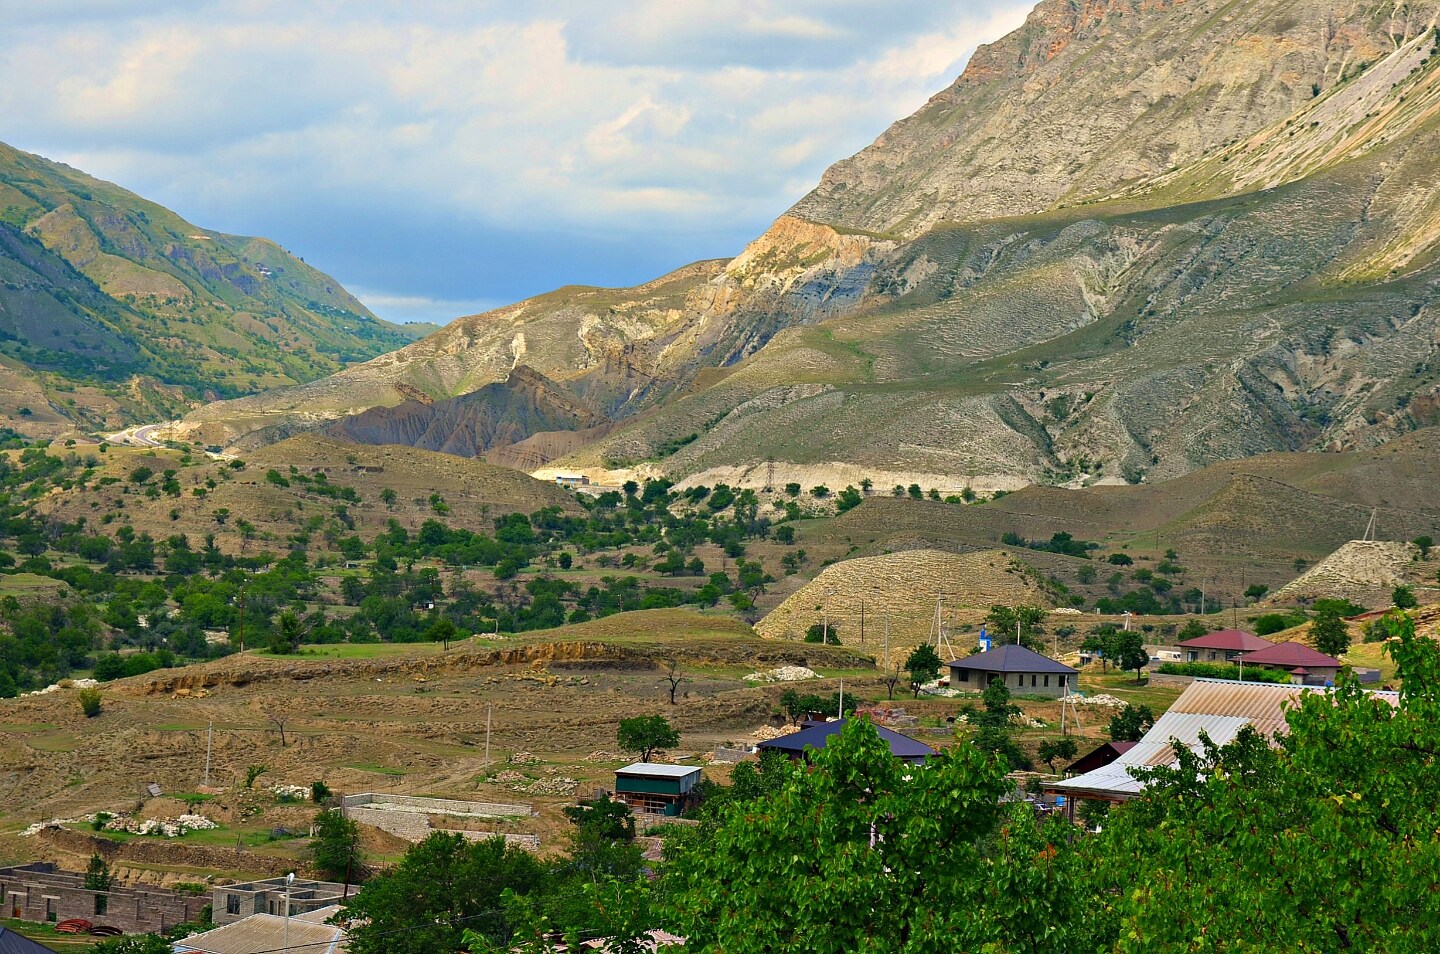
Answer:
[5,1,1440,949]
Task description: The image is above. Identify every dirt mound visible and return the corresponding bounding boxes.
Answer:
[1270,540,1419,608]
[756,548,1051,650]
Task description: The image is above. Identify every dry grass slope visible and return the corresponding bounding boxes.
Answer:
[756,548,1052,649]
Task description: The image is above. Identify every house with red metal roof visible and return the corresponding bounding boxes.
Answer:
[1239,642,1343,684]
[1178,629,1274,663]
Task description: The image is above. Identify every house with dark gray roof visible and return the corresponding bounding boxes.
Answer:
[758,718,935,764]
[0,924,58,954]
[949,644,1077,698]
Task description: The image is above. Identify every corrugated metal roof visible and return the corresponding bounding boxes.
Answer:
[757,718,936,759]
[1049,680,1398,799]
[174,914,346,954]
[616,763,702,779]
[948,644,1076,674]
[1178,629,1273,652]
[1241,642,1341,668]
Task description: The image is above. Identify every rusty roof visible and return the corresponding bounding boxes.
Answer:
[1048,679,1399,799]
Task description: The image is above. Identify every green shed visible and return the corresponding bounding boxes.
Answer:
[614,763,702,816]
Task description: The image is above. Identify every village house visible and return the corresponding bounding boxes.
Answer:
[758,717,935,764]
[175,904,347,953]
[1065,740,1137,777]
[613,764,702,817]
[948,644,1077,699]
[212,877,348,926]
[1044,679,1399,814]
[1178,629,1273,663]
[1239,642,1344,684]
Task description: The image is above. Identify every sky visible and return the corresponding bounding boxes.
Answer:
[1,1,1032,325]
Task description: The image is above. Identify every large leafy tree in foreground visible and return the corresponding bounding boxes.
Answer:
[657,612,1440,952]
[661,718,1097,952]
[1093,611,1440,951]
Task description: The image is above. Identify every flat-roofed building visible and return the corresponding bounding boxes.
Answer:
[613,764,702,817]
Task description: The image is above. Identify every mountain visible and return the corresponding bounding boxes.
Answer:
[0,141,423,431]
[322,366,611,460]
[185,1,1440,490]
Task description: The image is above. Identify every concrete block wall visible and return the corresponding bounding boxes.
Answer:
[0,864,206,934]
[341,793,532,817]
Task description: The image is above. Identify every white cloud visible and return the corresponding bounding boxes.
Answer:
[0,1,1033,323]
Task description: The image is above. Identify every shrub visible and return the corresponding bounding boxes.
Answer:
[1156,662,1290,684]
[79,687,103,717]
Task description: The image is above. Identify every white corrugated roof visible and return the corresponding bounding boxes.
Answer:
[1050,679,1398,800]
[616,763,701,779]
[173,914,346,954]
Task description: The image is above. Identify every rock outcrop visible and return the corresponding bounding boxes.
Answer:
[185,1,1440,490]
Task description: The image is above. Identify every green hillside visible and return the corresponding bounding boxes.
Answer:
[0,141,423,429]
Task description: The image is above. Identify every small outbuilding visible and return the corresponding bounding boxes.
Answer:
[1178,629,1273,663]
[1239,642,1343,684]
[758,717,935,764]
[948,644,1077,698]
[1065,740,1137,777]
[613,764,702,817]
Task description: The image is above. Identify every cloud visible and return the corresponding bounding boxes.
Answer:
[0,1,1033,325]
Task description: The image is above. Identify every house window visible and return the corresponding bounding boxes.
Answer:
[256,896,266,914]
[95,895,108,916]
[1060,675,1068,688]
[46,898,56,922]
[1031,674,1037,687]
[1044,675,1050,688]
[227,894,242,916]
[958,669,969,683]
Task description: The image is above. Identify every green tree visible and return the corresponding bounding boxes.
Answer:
[617,714,680,761]
[1414,535,1433,559]
[1243,583,1269,602]
[804,621,839,644]
[1176,618,1208,641]
[904,643,942,698]
[835,485,863,513]
[84,853,113,892]
[426,617,458,651]
[985,605,1047,650]
[1090,616,1440,949]
[1036,737,1079,773]
[661,718,1092,953]
[343,832,544,954]
[380,487,397,509]
[559,795,643,884]
[1393,584,1418,609]
[1107,703,1154,742]
[1112,629,1149,683]
[1311,606,1350,658]
[311,809,362,882]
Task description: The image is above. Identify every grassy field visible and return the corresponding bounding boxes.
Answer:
[2,919,102,951]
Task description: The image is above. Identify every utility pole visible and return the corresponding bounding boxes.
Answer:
[884,616,890,671]
[236,588,247,652]
[837,680,844,720]
[283,872,294,953]
[484,704,493,769]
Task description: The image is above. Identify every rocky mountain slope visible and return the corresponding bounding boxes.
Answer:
[187,1,1440,490]
[0,141,422,431]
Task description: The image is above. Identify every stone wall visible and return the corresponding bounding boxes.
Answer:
[0,863,207,934]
